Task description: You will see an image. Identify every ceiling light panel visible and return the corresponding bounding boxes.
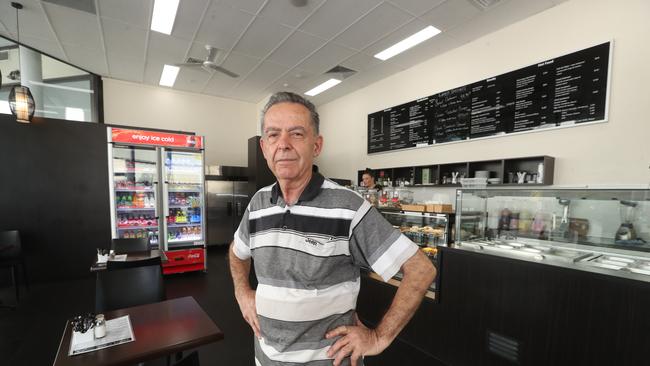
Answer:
[363,18,429,55]
[305,78,341,96]
[151,0,180,35]
[159,64,180,87]
[374,25,441,61]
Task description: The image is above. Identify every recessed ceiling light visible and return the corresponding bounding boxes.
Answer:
[151,0,180,35]
[305,78,341,96]
[159,64,180,87]
[374,25,441,61]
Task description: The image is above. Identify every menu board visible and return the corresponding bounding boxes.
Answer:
[367,42,610,154]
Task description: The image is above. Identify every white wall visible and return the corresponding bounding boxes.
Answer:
[316,0,650,186]
[102,78,257,167]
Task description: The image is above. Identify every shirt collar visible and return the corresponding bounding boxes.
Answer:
[270,172,325,205]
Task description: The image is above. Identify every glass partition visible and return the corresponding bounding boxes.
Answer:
[0,36,101,122]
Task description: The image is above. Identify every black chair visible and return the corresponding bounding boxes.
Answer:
[95,265,166,313]
[0,230,28,304]
[174,351,200,366]
[111,238,149,254]
[106,256,161,270]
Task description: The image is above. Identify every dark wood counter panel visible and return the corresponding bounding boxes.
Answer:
[358,246,650,366]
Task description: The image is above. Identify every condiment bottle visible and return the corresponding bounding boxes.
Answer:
[94,314,106,338]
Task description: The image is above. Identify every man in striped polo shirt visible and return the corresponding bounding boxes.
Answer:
[230,92,436,366]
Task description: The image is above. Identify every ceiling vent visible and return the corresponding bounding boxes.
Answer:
[469,0,503,11]
[42,0,96,14]
[325,65,356,79]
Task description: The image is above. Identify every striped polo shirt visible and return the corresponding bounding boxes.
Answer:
[232,173,418,366]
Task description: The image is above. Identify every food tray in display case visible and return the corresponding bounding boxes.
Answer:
[455,188,650,282]
[379,208,454,248]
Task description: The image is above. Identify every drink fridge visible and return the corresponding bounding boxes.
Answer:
[107,127,206,274]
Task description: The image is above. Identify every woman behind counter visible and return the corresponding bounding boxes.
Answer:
[361,168,383,191]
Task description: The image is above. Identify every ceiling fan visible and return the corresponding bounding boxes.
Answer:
[175,45,239,78]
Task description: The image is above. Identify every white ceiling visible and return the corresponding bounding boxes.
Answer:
[0,0,566,105]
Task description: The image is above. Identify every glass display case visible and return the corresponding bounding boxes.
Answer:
[455,188,650,282]
[380,209,453,248]
[373,208,454,297]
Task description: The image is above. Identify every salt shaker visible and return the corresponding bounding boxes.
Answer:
[94,314,106,338]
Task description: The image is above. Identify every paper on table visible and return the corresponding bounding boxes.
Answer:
[68,315,135,356]
[111,254,128,262]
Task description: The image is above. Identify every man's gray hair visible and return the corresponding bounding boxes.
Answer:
[260,91,320,135]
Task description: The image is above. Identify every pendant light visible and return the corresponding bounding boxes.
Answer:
[8,2,35,123]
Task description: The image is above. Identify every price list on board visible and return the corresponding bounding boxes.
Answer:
[367,42,610,154]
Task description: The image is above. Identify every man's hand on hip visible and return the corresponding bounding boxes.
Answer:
[235,288,260,338]
[325,314,388,366]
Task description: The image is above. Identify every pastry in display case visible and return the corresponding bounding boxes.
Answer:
[455,188,650,282]
[381,209,452,248]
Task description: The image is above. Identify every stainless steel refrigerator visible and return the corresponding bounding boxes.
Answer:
[206,173,249,246]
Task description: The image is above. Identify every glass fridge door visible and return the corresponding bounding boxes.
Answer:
[163,149,205,248]
[111,145,160,248]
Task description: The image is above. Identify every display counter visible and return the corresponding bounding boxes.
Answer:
[455,187,650,283]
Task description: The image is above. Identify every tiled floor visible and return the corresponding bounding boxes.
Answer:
[0,246,445,366]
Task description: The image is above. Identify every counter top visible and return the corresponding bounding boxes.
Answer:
[450,240,650,284]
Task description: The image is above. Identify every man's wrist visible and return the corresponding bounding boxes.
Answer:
[372,328,393,352]
[234,285,252,299]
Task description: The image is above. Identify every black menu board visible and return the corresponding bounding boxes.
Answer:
[367,98,434,153]
[367,42,610,154]
[432,86,471,143]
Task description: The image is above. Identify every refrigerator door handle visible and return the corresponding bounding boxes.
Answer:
[227,201,233,216]
[163,181,169,217]
[153,181,159,219]
[236,201,242,217]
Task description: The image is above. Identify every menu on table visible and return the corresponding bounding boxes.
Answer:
[367,42,610,154]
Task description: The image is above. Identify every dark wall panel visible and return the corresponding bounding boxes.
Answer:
[0,114,111,283]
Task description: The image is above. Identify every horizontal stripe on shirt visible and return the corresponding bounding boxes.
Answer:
[255,340,357,366]
[249,204,356,221]
[372,234,419,281]
[250,213,351,238]
[258,310,355,352]
[250,230,350,257]
[256,280,360,322]
[258,337,331,363]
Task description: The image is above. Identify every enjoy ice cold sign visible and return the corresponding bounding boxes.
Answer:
[110,128,204,149]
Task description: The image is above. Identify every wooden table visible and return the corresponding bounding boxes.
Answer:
[90,250,168,272]
[52,296,224,366]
